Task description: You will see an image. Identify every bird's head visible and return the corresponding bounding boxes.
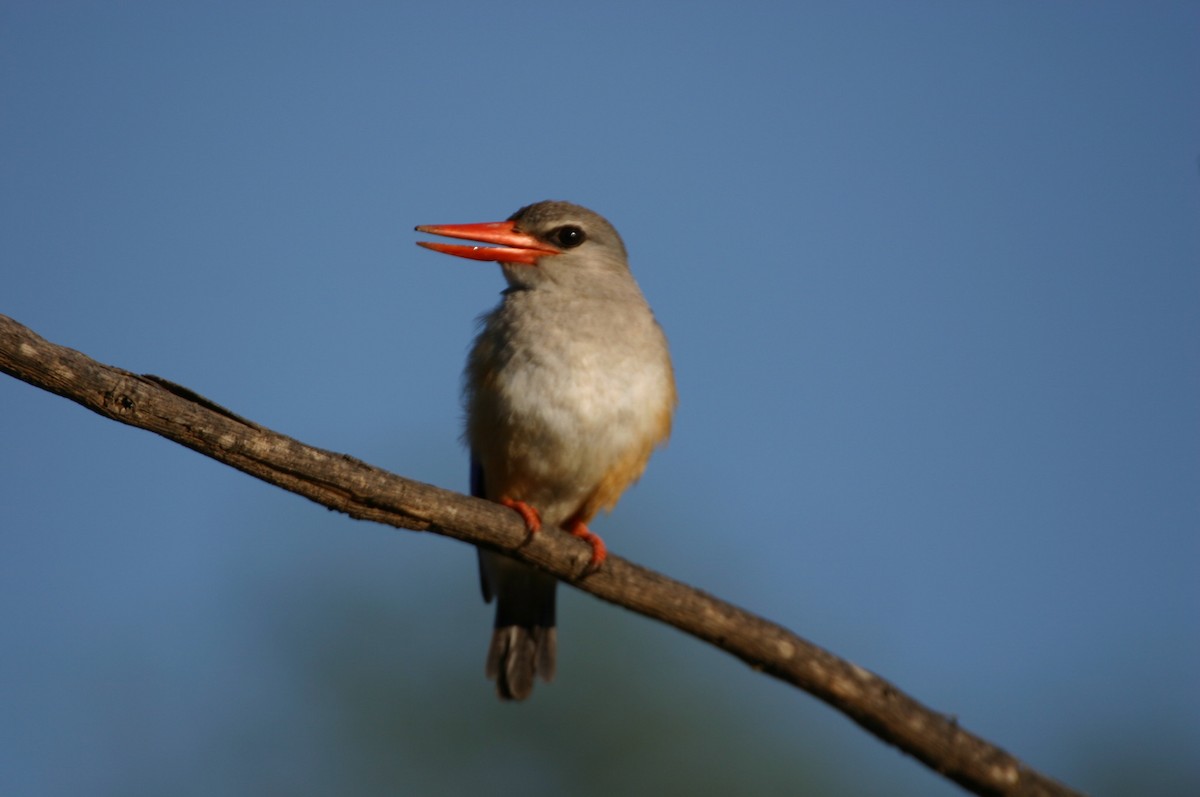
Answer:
[416,200,631,292]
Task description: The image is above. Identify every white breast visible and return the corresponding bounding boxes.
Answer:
[466,289,674,522]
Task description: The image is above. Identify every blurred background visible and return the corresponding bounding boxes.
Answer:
[2,2,1197,795]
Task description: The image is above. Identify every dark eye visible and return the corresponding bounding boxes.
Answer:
[550,225,586,249]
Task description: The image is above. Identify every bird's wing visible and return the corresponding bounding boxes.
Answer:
[471,452,495,603]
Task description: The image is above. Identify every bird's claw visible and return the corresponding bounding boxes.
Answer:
[500,497,542,539]
[567,520,607,575]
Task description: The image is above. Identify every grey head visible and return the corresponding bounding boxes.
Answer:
[500,200,633,292]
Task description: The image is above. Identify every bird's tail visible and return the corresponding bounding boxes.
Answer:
[479,549,557,700]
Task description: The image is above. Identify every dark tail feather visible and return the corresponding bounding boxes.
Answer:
[479,549,557,700]
[486,623,557,701]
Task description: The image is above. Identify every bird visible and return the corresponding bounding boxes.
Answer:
[415,200,676,700]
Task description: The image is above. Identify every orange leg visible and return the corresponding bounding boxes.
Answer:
[565,519,607,572]
[499,497,542,534]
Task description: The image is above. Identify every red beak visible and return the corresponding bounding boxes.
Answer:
[415,220,560,265]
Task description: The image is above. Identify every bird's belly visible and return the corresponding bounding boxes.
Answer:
[470,355,671,525]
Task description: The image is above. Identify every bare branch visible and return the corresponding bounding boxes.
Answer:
[0,314,1085,797]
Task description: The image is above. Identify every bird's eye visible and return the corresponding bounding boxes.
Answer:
[550,225,586,249]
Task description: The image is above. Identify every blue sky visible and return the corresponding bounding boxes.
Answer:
[2,3,1198,795]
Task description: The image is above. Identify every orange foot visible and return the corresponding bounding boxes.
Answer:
[565,519,607,573]
[499,497,542,535]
